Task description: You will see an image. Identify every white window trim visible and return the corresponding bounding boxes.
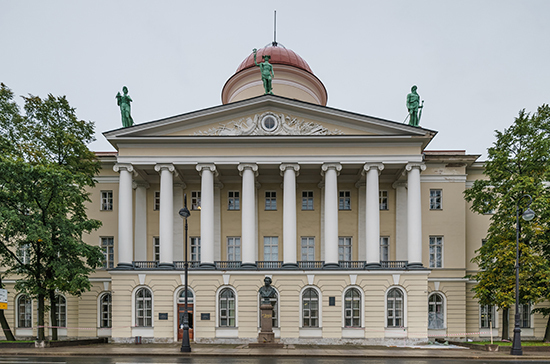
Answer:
[384,286,407,329]
[49,294,67,337]
[427,291,447,330]
[173,286,196,342]
[15,293,33,329]
[429,236,444,268]
[380,236,390,261]
[153,191,160,211]
[479,304,499,330]
[131,285,154,328]
[100,190,113,211]
[429,189,443,210]
[299,285,322,329]
[97,291,112,337]
[100,236,115,269]
[215,285,238,329]
[341,286,365,328]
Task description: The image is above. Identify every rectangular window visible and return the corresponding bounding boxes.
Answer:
[301,237,315,261]
[302,191,314,210]
[190,237,201,262]
[228,191,240,210]
[339,191,351,210]
[265,191,277,210]
[338,237,352,261]
[153,237,160,262]
[227,237,241,261]
[480,305,496,328]
[18,243,30,265]
[101,191,113,211]
[154,191,160,211]
[519,304,531,328]
[101,237,114,269]
[380,236,389,261]
[379,190,388,210]
[429,189,442,210]
[263,237,279,261]
[191,191,201,210]
[429,236,443,268]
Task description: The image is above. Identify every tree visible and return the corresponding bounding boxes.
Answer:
[0,83,103,341]
[465,104,550,341]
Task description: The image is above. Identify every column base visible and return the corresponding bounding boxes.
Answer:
[406,262,424,269]
[114,262,134,270]
[365,262,381,269]
[323,262,340,269]
[241,262,257,269]
[157,262,175,270]
[282,262,298,269]
[199,262,216,269]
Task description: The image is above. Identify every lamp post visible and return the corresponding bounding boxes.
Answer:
[511,194,535,356]
[179,195,191,353]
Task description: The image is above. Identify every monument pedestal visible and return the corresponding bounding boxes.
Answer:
[249,303,283,348]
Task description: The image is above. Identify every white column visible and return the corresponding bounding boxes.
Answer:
[280,164,300,268]
[173,183,185,262]
[213,182,223,262]
[196,164,217,268]
[238,163,258,268]
[355,181,366,261]
[155,164,177,268]
[364,163,384,268]
[322,163,342,268]
[113,164,134,269]
[133,181,149,262]
[406,163,426,268]
[393,181,408,261]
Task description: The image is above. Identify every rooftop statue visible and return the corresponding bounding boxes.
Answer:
[253,48,274,95]
[406,85,424,127]
[116,86,134,128]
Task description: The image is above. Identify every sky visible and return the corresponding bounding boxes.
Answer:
[1,0,549,160]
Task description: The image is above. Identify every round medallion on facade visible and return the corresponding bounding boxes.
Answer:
[261,114,279,132]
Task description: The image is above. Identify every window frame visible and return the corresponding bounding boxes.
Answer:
[16,294,32,328]
[343,287,362,328]
[263,236,279,261]
[428,292,445,330]
[153,191,160,211]
[480,304,496,329]
[53,294,67,328]
[100,190,113,211]
[18,243,30,265]
[191,191,201,211]
[379,190,389,210]
[429,189,442,210]
[153,236,160,262]
[302,190,314,211]
[386,287,405,328]
[519,303,531,328]
[301,237,315,261]
[100,236,114,269]
[339,190,351,210]
[99,292,112,328]
[265,191,277,211]
[218,287,236,328]
[301,287,320,328]
[228,191,240,211]
[134,287,153,327]
[380,236,390,262]
[227,237,241,261]
[338,237,352,261]
[190,237,201,262]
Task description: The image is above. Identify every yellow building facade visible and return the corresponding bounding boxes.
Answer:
[3,43,548,344]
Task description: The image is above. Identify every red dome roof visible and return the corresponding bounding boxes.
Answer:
[235,45,313,74]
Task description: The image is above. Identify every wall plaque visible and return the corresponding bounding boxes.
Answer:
[201,313,210,320]
[159,313,168,320]
[329,297,336,306]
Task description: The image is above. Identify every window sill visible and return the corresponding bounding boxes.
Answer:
[132,327,154,337]
[299,327,322,338]
[385,327,407,338]
[342,327,364,338]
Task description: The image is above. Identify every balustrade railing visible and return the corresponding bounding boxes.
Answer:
[256,261,283,269]
[131,260,409,270]
[297,261,325,269]
[381,260,408,269]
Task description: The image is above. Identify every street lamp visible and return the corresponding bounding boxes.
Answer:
[178,195,191,353]
[511,194,535,356]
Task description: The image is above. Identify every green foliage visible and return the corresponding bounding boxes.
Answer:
[464,104,550,310]
[0,83,103,339]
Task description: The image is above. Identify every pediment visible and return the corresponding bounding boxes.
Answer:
[104,95,435,143]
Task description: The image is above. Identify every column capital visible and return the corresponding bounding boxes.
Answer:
[392,181,407,189]
[155,163,179,177]
[173,182,187,190]
[355,180,366,189]
[214,182,224,189]
[362,163,385,175]
[405,163,426,173]
[321,163,342,176]
[238,163,258,177]
[132,181,150,189]
[279,163,300,177]
[113,163,135,174]
[196,163,218,177]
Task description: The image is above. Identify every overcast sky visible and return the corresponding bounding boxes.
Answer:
[2,1,549,160]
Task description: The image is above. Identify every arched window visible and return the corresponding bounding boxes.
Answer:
[178,289,194,304]
[428,293,444,329]
[386,288,403,328]
[17,295,32,328]
[135,287,152,327]
[302,288,319,328]
[219,288,235,327]
[100,293,112,328]
[54,295,67,328]
[259,290,278,329]
[344,288,361,328]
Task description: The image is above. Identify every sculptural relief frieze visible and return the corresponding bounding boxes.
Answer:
[193,112,344,136]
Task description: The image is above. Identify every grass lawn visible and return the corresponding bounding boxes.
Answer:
[470,341,550,346]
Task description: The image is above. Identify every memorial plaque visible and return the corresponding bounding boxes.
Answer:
[159,313,168,320]
[329,296,336,306]
[201,313,210,320]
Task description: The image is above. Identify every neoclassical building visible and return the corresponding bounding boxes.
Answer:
[3,43,548,344]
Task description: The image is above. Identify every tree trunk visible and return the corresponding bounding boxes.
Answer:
[37,293,45,341]
[544,315,550,342]
[49,290,58,341]
[0,276,16,341]
[502,307,509,341]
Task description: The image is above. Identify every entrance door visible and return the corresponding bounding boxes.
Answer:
[177,303,194,341]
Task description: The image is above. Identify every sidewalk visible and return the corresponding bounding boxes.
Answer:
[2,342,550,360]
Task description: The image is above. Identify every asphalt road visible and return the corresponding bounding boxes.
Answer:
[0,357,546,364]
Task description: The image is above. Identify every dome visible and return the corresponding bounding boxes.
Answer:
[235,43,313,74]
[222,42,327,106]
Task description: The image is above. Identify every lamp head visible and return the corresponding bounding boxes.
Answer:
[179,207,191,219]
[522,208,535,221]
